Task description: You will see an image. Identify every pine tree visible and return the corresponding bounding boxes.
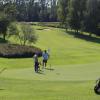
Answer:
[67,0,82,33]
[57,0,69,25]
[84,0,99,36]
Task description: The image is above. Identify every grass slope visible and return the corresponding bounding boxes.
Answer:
[34,27,100,65]
[2,26,100,69]
[0,25,100,100]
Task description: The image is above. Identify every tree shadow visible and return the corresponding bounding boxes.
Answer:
[67,30,100,44]
[66,30,76,36]
[0,38,8,43]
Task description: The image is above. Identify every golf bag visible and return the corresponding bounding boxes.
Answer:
[94,78,100,95]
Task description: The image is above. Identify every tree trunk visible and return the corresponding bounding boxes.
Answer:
[89,33,92,37]
[3,33,6,40]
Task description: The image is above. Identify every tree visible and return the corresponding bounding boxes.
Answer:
[0,14,10,40]
[4,2,18,21]
[57,0,69,25]
[18,24,37,45]
[0,2,17,40]
[0,0,58,22]
[57,0,99,35]
[50,0,57,21]
[7,22,19,36]
[83,0,100,36]
[67,0,83,33]
[16,0,28,21]
[27,0,35,21]
[27,1,40,21]
[39,0,48,21]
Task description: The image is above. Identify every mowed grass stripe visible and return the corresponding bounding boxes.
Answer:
[1,62,100,81]
[0,78,99,100]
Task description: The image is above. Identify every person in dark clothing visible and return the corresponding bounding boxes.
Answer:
[33,54,39,73]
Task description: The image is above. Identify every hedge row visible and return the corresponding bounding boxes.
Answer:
[21,22,66,29]
[0,44,42,58]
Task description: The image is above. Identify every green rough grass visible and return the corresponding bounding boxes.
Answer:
[0,78,99,100]
[0,25,100,100]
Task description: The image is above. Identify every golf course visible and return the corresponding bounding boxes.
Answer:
[0,25,100,100]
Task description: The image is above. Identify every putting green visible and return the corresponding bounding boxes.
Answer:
[1,62,100,81]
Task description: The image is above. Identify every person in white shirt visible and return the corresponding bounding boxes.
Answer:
[42,50,49,68]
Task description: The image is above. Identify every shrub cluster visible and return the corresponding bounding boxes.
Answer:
[28,22,63,28]
[0,44,42,58]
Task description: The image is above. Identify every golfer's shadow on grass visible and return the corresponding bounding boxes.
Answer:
[37,70,45,75]
[45,68,55,71]
[0,89,5,91]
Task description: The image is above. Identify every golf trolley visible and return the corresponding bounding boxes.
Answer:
[94,78,100,95]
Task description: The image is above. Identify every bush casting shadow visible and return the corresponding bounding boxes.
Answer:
[0,44,42,58]
[67,30,100,44]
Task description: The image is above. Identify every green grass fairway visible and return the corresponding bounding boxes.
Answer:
[0,25,100,100]
[1,63,100,81]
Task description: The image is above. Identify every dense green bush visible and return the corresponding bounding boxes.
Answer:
[0,44,42,58]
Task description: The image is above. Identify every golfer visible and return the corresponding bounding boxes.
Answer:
[42,50,49,68]
[33,54,39,73]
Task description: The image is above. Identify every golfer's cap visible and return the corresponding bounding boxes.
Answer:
[34,54,37,57]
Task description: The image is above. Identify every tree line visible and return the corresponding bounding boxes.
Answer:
[0,0,57,22]
[0,0,100,38]
[0,0,37,44]
[57,0,100,36]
